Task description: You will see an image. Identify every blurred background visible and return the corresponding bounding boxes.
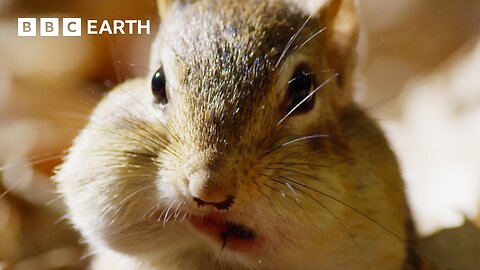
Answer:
[0,0,479,269]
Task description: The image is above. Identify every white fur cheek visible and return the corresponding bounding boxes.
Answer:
[58,171,145,252]
[59,169,198,259]
[56,149,170,256]
[57,150,205,260]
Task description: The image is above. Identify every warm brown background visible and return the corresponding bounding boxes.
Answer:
[0,0,479,269]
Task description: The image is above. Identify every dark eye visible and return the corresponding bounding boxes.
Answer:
[284,64,316,115]
[151,68,167,104]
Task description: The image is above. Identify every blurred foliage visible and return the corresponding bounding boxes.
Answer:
[0,0,479,269]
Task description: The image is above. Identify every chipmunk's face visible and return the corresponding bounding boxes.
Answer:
[57,0,407,269]
[145,0,358,266]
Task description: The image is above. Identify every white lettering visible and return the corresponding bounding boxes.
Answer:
[124,20,136,34]
[138,20,150,35]
[113,20,125,34]
[87,20,98,34]
[18,18,151,36]
[99,20,112,34]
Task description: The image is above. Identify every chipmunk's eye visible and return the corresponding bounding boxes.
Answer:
[151,68,167,104]
[284,64,316,115]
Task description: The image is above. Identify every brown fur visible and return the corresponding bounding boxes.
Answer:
[54,0,431,269]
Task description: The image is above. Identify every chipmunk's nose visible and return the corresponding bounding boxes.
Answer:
[187,169,235,211]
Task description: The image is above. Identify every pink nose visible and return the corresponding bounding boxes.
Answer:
[187,170,235,210]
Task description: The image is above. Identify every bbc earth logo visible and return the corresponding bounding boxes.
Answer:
[18,18,151,36]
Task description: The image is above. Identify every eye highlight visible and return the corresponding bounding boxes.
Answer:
[283,63,317,115]
[151,68,167,104]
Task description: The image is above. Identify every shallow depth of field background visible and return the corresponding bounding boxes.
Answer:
[0,0,479,269]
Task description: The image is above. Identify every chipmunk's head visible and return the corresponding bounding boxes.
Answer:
[147,0,363,265]
[57,0,407,269]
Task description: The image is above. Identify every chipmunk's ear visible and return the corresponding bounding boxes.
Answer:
[158,0,180,20]
[158,0,194,20]
[158,0,172,20]
[310,0,359,91]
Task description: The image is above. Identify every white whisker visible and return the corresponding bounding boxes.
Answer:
[277,73,339,125]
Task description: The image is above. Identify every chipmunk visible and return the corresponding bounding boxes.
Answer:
[55,0,435,269]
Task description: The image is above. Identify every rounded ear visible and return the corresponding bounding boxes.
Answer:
[158,0,174,20]
[321,0,359,90]
[158,0,194,20]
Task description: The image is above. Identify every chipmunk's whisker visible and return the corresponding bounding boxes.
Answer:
[263,133,329,157]
[280,134,329,147]
[267,161,330,168]
[278,178,371,269]
[163,199,178,226]
[275,16,312,69]
[277,73,338,126]
[272,172,406,244]
[114,183,158,216]
[293,27,326,52]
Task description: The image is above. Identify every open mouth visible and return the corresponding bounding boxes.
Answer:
[189,213,259,251]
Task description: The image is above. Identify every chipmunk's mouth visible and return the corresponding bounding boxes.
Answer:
[189,213,260,252]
